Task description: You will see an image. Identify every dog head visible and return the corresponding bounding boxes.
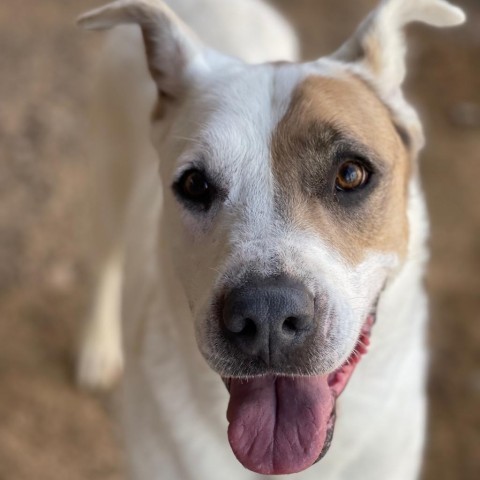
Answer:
[79,0,465,475]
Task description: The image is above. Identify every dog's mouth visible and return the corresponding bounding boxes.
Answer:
[223,315,374,475]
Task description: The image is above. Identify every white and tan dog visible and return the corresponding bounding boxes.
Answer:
[76,0,465,478]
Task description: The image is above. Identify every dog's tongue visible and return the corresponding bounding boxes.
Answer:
[226,375,334,475]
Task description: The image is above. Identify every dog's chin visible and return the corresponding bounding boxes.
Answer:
[221,315,375,476]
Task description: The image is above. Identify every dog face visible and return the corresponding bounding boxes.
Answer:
[155,61,410,376]
[79,0,465,475]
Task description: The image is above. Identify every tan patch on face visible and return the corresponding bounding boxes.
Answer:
[271,74,412,266]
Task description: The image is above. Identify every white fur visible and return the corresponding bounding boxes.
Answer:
[78,246,124,389]
[77,0,464,478]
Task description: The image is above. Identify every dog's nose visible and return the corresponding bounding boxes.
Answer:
[222,276,315,365]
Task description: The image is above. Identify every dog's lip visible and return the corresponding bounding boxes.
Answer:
[327,313,375,397]
[314,407,336,463]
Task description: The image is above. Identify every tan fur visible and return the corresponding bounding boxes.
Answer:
[271,74,411,265]
[362,33,383,75]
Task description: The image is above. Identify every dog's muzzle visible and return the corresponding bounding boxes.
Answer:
[210,274,376,475]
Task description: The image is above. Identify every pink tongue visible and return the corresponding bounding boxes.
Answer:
[227,375,334,475]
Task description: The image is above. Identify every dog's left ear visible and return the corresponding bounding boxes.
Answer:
[77,0,218,99]
[331,0,465,151]
[332,0,465,97]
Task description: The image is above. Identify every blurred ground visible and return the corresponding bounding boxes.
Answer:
[0,1,478,479]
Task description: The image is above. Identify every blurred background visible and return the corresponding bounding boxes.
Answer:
[0,1,478,479]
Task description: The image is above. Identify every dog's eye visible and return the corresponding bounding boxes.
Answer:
[174,168,214,210]
[335,161,369,192]
[182,170,209,198]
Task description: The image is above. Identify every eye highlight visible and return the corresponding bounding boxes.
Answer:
[173,168,214,210]
[335,161,369,192]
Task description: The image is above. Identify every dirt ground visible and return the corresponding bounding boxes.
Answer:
[0,1,478,479]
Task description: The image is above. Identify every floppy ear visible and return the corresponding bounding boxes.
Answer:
[77,0,208,99]
[332,0,466,97]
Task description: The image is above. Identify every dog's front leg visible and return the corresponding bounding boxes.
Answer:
[77,244,124,390]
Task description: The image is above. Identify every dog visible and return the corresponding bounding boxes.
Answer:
[76,0,465,478]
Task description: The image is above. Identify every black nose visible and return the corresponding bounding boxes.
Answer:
[221,276,315,365]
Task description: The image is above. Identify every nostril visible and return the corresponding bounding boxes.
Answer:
[282,317,300,336]
[223,313,258,338]
[239,318,257,338]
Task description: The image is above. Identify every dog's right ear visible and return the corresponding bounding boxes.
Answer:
[331,0,465,98]
[77,0,212,99]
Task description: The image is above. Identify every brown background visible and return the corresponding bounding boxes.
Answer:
[0,1,478,479]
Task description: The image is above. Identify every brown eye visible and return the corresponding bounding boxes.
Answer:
[173,168,215,210]
[182,170,209,198]
[335,161,369,191]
